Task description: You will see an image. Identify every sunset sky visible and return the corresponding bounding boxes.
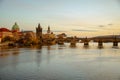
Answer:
[0,0,120,37]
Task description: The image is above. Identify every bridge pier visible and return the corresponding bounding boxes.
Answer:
[113,41,118,47]
[57,40,64,45]
[113,36,118,47]
[70,42,76,47]
[70,37,77,47]
[83,37,89,46]
[98,40,103,48]
[84,42,89,46]
[57,36,64,45]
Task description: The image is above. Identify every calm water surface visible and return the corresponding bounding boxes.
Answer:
[0,43,120,80]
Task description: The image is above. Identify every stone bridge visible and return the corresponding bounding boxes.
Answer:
[64,36,120,47]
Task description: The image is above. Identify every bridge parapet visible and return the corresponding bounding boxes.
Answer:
[92,37,120,42]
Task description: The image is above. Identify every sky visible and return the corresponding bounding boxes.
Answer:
[0,0,120,37]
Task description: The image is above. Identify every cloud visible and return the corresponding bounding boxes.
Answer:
[64,23,106,29]
[52,30,67,32]
[98,25,104,27]
[42,30,66,32]
[72,29,98,32]
[108,24,113,26]
[98,24,113,27]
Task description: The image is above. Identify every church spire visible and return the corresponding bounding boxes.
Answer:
[47,25,50,34]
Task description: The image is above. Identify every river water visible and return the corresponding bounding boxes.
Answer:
[0,43,120,80]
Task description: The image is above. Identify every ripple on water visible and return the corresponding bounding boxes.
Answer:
[0,43,120,80]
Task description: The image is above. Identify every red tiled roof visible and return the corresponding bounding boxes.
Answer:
[0,28,11,32]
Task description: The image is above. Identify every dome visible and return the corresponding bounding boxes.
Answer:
[12,22,20,31]
[0,28,11,32]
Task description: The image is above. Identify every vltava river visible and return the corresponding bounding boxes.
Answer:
[0,43,120,80]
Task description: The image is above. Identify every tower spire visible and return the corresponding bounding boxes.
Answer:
[38,23,41,28]
[47,25,50,34]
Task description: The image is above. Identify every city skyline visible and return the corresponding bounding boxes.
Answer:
[0,0,120,37]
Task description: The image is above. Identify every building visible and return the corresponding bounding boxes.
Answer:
[43,26,56,45]
[0,28,13,43]
[0,28,13,38]
[36,23,42,44]
[43,26,56,39]
[22,31,36,40]
[12,22,20,32]
[36,24,56,45]
[12,22,21,41]
[0,22,21,43]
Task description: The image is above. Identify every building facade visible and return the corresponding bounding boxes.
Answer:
[0,28,13,43]
[0,22,21,43]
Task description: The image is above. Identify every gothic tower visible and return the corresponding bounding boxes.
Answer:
[36,23,42,44]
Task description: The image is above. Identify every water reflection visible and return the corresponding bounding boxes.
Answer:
[12,47,19,55]
[1,43,120,80]
[11,54,19,69]
[36,49,42,68]
[112,46,119,49]
[83,45,90,49]
[47,46,51,64]
[0,47,10,57]
[37,45,42,49]
[58,44,66,49]
[47,46,51,50]
[98,46,104,49]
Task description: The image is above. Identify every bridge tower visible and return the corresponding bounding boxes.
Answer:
[36,23,42,45]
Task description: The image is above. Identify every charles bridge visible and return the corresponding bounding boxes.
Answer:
[57,35,120,47]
